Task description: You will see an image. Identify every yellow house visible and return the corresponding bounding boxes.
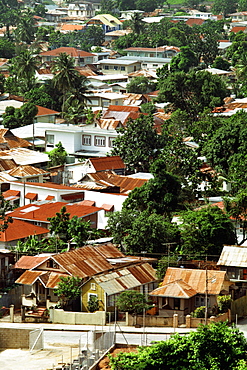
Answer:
[81,263,158,312]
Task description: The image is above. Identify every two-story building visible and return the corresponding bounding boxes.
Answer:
[67,2,94,19]
[39,47,97,66]
[86,14,122,33]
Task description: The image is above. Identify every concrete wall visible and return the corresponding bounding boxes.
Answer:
[0,328,32,349]
[126,313,173,327]
[49,307,106,325]
[0,285,31,309]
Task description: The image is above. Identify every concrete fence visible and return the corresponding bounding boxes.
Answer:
[126,311,230,328]
[49,307,106,325]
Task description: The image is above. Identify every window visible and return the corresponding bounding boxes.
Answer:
[88,293,97,301]
[95,136,106,146]
[109,137,115,147]
[120,66,125,71]
[174,298,180,310]
[28,177,39,183]
[46,134,54,148]
[82,135,91,146]
[114,66,118,70]
[91,283,96,291]
[153,64,158,67]
[104,65,109,70]
[47,260,59,269]
[195,295,209,307]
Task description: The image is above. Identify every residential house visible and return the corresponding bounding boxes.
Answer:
[87,74,128,89]
[96,59,141,75]
[67,2,94,19]
[104,29,132,44]
[86,14,122,33]
[0,249,15,288]
[85,92,125,108]
[117,55,172,71]
[124,46,180,59]
[229,12,247,22]
[0,219,49,249]
[0,129,31,150]
[82,263,158,312]
[45,121,119,157]
[217,245,247,298]
[44,9,68,23]
[120,10,144,20]
[2,182,86,207]
[80,156,126,175]
[0,148,49,169]
[15,243,156,310]
[39,47,97,67]
[150,267,232,324]
[7,165,49,184]
[78,171,147,194]
[7,200,104,229]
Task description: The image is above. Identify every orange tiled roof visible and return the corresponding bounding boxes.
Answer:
[36,105,60,116]
[60,24,84,31]
[231,26,247,33]
[8,201,102,223]
[40,47,94,58]
[0,219,49,242]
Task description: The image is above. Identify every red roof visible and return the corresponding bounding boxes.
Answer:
[60,24,84,31]
[108,105,140,112]
[46,195,55,200]
[186,18,205,26]
[230,26,247,33]
[79,200,95,206]
[25,193,38,201]
[0,219,49,242]
[36,105,60,116]
[8,202,102,223]
[40,47,94,58]
[90,156,125,171]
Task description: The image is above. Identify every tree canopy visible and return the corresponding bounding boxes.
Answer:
[111,114,163,172]
[109,322,247,370]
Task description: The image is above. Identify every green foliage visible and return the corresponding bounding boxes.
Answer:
[170,45,198,72]
[158,70,228,120]
[54,276,82,307]
[48,206,70,242]
[156,253,179,280]
[111,114,163,172]
[212,0,237,17]
[0,194,13,233]
[0,38,15,58]
[2,102,38,129]
[48,142,67,167]
[123,163,181,217]
[14,236,41,256]
[202,111,247,193]
[109,322,247,370]
[121,211,180,254]
[116,290,152,315]
[211,56,231,71]
[217,295,232,313]
[87,295,99,312]
[126,76,156,94]
[140,102,156,114]
[192,306,206,318]
[68,216,100,248]
[24,85,55,109]
[180,206,236,257]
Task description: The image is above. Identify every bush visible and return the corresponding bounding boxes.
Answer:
[192,306,206,318]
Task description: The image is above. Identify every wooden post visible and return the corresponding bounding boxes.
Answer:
[10,304,14,323]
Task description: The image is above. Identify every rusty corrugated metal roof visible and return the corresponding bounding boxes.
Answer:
[162,267,228,295]
[94,263,157,295]
[89,156,125,172]
[39,271,69,288]
[14,255,50,270]
[53,246,114,278]
[95,243,125,259]
[79,171,147,194]
[0,158,17,171]
[217,245,247,268]
[15,270,44,285]
[0,129,31,149]
[150,280,197,299]
[8,165,48,177]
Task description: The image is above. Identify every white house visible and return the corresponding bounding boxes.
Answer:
[67,2,94,19]
[45,122,118,157]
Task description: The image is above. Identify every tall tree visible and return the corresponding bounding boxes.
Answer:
[15,9,36,44]
[11,49,39,93]
[51,53,81,112]
[212,0,237,17]
[180,206,236,257]
[111,114,163,172]
[128,13,145,35]
[0,0,19,39]
[158,70,228,120]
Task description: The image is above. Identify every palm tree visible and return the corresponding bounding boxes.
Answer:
[15,9,36,44]
[12,49,39,93]
[65,75,93,107]
[129,13,145,35]
[51,53,81,112]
